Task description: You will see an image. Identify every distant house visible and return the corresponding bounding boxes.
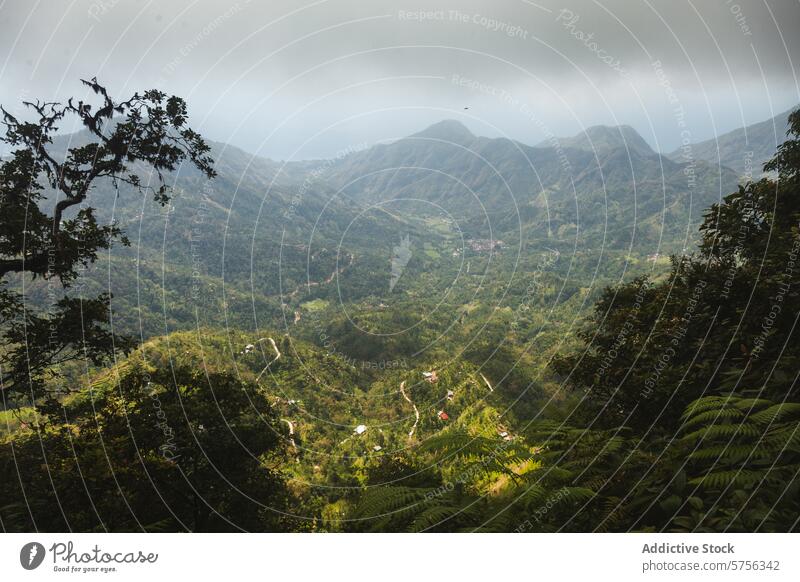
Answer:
[423,371,439,383]
[354,424,367,435]
[467,239,505,252]
[437,410,449,421]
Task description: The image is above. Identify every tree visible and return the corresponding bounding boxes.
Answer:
[0,79,215,411]
[0,362,295,532]
[553,110,800,431]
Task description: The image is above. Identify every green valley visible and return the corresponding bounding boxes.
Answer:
[2,80,799,533]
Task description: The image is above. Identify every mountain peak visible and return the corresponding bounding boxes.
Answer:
[548,124,654,156]
[410,119,476,145]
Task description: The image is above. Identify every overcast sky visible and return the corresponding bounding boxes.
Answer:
[1,0,799,159]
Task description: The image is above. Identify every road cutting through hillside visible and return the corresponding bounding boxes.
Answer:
[255,337,281,382]
[287,252,355,299]
[399,381,420,438]
[282,419,297,451]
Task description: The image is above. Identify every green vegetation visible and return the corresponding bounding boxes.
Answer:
[1,82,798,532]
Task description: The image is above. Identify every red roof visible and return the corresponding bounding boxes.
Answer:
[438,411,449,421]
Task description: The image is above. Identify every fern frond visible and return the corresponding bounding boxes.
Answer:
[682,396,730,419]
[352,486,430,520]
[749,403,800,425]
[689,469,764,489]
[732,398,773,411]
[683,422,763,441]
[682,407,744,429]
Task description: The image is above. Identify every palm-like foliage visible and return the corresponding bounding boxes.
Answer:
[664,395,800,531]
[349,427,603,532]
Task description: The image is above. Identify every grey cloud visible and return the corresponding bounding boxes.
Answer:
[1,0,798,158]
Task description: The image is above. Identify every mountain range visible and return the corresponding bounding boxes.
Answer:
[17,106,793,347]
[667,105,797,177]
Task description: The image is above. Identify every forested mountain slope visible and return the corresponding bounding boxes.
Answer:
[668,105,798,178]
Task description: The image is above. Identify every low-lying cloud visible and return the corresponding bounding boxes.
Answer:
[1,0,798,158]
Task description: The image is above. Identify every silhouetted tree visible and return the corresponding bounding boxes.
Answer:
[0,79,215,412]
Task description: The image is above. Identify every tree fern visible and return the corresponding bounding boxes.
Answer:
[749,403,800,425]
[666,394,800,531]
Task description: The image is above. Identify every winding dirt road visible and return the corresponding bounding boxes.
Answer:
[288,252,355,299]
[282,418,297,451]
[399,381,420,439]
[255,337,281,382]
